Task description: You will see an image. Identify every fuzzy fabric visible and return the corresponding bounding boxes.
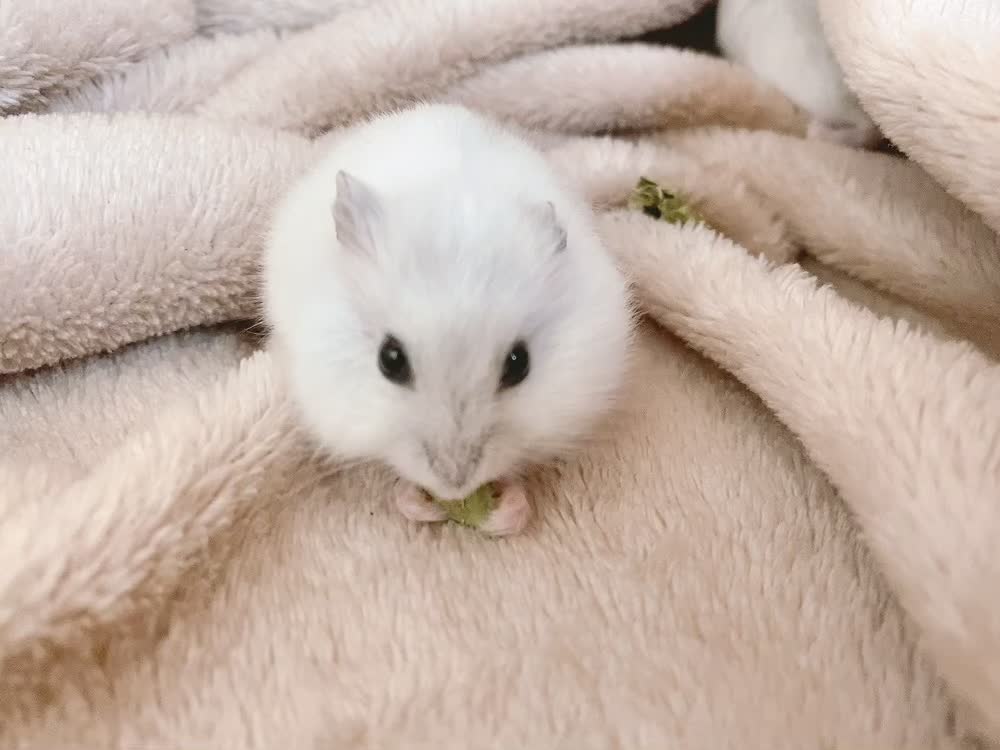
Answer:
[2,1,999,747]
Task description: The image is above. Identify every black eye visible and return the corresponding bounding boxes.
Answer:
[499,341,530,390]
[378,335,412,386]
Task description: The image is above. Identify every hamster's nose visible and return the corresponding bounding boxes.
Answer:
[435,465,480,497]
[430,474,480,501]
[430,485,463,502]
[423,472,488,503]
[422,442,483,497]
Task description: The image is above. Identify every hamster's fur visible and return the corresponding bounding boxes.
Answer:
[263,103,634,525]
[716,0,881,148]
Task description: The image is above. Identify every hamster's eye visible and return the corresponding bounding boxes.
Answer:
[499,341,530,390]
[378,334,412,386]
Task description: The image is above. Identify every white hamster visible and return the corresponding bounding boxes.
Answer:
[262,103,634,536]
[716,0,881,148]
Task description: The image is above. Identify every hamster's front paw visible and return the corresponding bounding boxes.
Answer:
[395,481,449,523]
[479,481,532,537]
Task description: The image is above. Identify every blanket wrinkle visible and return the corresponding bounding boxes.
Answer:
[0,331,965,748]
[1,122,818,376]
[0,0,196,114]
[439,43,809,137]
[2,0,1000,746]
[0,113,314,374]
[547,136,798,263]
[599,209,1000,740]
[0,326,256,476]
[44,29,286,115]
[0,351,299,670]
[195,0,373,34]
[800,256,958,345]
[46,37,811,139]
[196,0,711,133]
[819,0,1000,236]
[657,128,1000,357]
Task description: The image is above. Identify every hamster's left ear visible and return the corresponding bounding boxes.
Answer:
[331,170,384,259]
[533,200,568,255]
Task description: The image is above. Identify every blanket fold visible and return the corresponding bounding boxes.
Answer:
[548,136,798,263]
[196,0,710,133]
[0,114,312,373]
[819,0,1000,236]
[45,29,286,116]
[3,0,1000,746]
[440,44,808,137]
[0,0,196,113]
[0,351,295,669]
[660,128,1000,355]
[602,210,1000,737]
[195,0,370,34]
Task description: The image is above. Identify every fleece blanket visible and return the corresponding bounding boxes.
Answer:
[1,0,999,747]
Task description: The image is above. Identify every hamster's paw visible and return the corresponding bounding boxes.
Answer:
[479,482,532,537]
[395,481,449,523]
[807,118,882,149]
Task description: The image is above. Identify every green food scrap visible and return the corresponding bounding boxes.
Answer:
[433,483,498,529]
[628,176,705,226]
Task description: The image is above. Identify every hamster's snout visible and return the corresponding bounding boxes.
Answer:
[420,438,485,499]
[416,470,486,502]
[425,481,482,503]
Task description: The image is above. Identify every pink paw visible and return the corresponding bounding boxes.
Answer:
[479,481,532,537]
[394,481,448,523]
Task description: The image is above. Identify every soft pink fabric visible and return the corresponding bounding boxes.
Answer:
[1,1,998,747]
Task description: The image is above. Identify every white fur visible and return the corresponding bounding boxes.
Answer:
[716,0,881,148]
[263,103,634,501]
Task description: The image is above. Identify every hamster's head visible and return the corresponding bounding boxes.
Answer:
[270,170,634,501]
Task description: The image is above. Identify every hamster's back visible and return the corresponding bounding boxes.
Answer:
[321,103,567,204]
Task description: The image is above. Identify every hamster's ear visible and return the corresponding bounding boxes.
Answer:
[532,200,568,255]
[331,170,383,258]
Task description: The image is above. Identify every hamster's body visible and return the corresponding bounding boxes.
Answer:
[716,0,881,148]
[263,104,634,535]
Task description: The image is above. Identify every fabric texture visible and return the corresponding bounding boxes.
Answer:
[1,1,999,747]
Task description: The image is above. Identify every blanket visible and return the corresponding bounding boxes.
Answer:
[1,0,999,747]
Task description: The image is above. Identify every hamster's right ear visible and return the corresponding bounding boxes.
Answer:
[527,200,568,256]
[331,170,383,258]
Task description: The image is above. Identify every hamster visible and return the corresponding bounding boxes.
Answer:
[716,0,882,149]
[262,103,635,536]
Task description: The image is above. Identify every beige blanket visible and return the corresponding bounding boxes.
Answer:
[2,0,999,747]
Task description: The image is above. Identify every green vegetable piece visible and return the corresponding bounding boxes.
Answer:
[433,484,498,528]
[627,176,705,227]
